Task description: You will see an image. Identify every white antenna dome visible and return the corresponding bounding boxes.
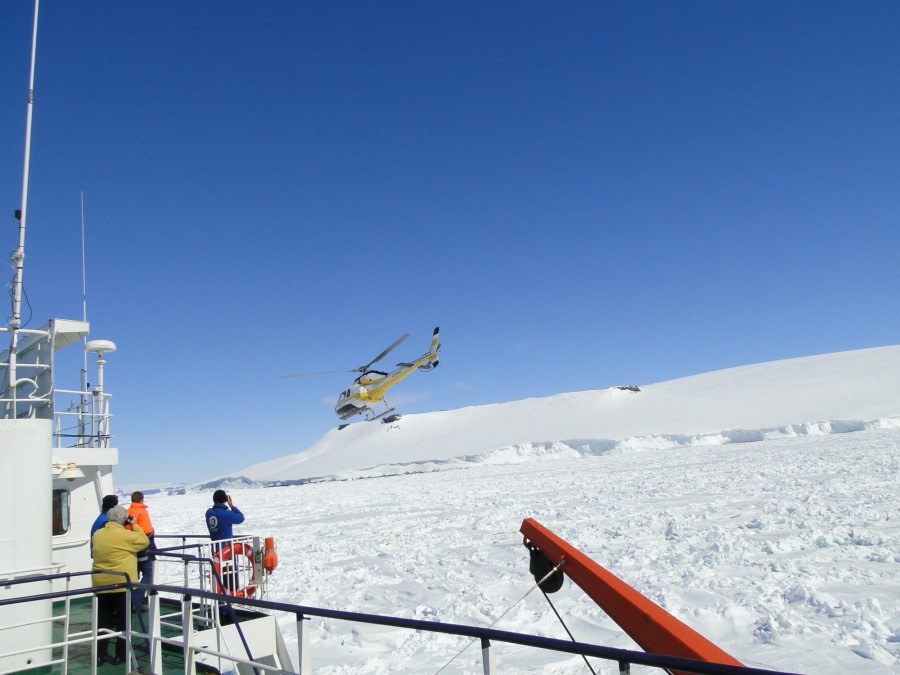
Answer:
[85,339,117,354]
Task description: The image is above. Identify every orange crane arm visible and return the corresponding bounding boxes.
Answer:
[520,518,744,674]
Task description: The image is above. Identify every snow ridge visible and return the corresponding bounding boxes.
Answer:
[202,414,900,490]
[226,345,900,486]
[185,345,900,491]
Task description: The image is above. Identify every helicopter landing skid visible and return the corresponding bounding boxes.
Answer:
[366,407,396,423]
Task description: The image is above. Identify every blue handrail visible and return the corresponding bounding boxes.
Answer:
[0,571,799,675]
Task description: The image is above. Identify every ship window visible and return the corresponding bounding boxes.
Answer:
[52,489,71,536]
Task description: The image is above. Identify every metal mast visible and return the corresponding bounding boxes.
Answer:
[6,0,40,417]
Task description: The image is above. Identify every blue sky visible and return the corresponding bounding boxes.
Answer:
[2,2,898,485]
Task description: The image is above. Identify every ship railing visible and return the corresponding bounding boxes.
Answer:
[0,571,799,675]
[52,387,112,449]
[149,533,275,650]
[0,377,113,450]
[0,326,52,420]
[154,534,272,608]
[0,324,113,447]
[148,583,799,675]
[0,570,136,675]
[0,559,274,675]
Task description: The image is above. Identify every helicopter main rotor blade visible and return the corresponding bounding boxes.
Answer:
[360,332,410,371]
[282,369,359,379]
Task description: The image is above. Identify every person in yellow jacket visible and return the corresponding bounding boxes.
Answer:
[92,505,149,666]
[125,491,156,611]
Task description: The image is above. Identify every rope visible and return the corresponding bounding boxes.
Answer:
[541,589,597,675]
[433,560,566,675]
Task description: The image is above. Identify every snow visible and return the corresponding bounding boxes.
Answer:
[145,346,900,673]
[230,345,900,484]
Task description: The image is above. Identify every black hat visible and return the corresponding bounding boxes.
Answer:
[101,495,119,512]
[213,489,228,503]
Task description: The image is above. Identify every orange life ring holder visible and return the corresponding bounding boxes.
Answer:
[212,542,256,598]
[263,536,279,573]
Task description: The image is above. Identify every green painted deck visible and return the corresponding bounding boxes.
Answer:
[45,596,211,675]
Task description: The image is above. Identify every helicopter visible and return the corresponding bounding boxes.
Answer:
[284,327,441,423]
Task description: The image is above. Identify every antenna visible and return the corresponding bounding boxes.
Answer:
[80,193,89,425]
[80,192,89,374]
[10,0,39,331]
[5,0,40,418]
[81,192,88,323]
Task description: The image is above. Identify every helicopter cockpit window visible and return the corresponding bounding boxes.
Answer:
[52,489,71,536]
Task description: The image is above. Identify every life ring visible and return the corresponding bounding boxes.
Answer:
[212,542,257,598]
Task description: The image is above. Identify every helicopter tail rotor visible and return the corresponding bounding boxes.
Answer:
[417,326,440,370]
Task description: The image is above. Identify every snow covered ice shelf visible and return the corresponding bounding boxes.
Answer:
[151,426,900,674]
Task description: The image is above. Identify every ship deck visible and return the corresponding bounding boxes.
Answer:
[40,597,245,674]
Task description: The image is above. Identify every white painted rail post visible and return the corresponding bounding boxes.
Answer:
[91,595,99,675]
[296,614,311,674]
[481,637,494,674]
[124,588,133,671]
[182,594,194,675]
[149,593,162,673]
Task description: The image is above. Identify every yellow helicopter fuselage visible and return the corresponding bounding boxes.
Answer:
[335,328,440,421]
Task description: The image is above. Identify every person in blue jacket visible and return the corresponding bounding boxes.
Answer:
[90,494,119,556]
[205,489,245,541]
[206,490,246,593]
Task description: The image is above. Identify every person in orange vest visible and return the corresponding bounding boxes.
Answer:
[126,491,156,611]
